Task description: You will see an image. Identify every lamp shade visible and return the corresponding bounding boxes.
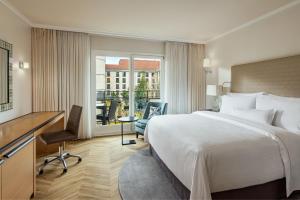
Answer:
[206,85,217,96]
[203,58,211,67]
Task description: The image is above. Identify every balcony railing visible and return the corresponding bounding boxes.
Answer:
[96,90,160,124]
[96,90,160,102]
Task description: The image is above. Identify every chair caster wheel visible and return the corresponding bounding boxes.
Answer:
[78,158,82,163]
[39,169,44,175]
[63,168,68,173]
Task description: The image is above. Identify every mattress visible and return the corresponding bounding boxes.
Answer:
[144,111,300,200]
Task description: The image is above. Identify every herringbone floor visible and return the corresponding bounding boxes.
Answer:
[34,135,148,200]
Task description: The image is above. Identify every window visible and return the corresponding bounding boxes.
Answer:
[94,55,161,131]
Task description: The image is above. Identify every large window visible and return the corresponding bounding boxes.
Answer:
[94,55,162,129]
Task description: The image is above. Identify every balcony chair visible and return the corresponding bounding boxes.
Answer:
[38,105,82,174]
[135,102,168,138]
[96,100,118,125]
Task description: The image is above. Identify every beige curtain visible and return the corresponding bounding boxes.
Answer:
[165,42,205,114]
[187,44,206,112]
[32,29,58,111]
[32,28,91,139]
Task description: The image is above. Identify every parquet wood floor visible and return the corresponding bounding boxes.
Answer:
[34,135,148,200]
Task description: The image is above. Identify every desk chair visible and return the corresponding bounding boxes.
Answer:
[38,105,83,174]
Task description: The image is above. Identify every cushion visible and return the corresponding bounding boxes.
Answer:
[231,109,275,125]
[135,119,149,129]
[40,131,77,145]
[137,119,149,124]
[256,94,300,132]
[220,95,256,115]
[148,106,161,119]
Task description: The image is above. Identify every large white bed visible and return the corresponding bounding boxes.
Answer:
[145,111,300,200]
[144,55,300,200]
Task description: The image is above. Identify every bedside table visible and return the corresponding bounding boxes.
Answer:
[201,109,219,112]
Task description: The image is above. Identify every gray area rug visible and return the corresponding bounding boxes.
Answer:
[119,149,181,200]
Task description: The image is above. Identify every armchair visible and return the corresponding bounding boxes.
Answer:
[135,102,168,138]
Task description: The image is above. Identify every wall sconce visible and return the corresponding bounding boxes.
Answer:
[203,58,211,67]
[203,58,212,74]
[19,61,30,69]
[220,82,231,95]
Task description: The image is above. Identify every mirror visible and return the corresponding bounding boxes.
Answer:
[0,47,9,104]
[0,39,12,112]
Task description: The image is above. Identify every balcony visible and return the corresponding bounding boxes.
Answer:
[96,90,160,125]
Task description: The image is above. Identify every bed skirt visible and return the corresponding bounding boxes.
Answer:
[149,145,287,199]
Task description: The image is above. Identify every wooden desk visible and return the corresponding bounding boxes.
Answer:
[0,112,64,200]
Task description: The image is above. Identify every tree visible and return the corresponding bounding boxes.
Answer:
[135,72,149,110]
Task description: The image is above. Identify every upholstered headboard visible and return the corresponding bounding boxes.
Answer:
[231,55,300,97]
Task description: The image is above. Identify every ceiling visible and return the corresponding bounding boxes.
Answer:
[5,0,297,43]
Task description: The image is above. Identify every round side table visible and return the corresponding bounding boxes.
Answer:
[118,116,138,145]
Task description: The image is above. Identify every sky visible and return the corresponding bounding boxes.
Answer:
[105,56,161,65]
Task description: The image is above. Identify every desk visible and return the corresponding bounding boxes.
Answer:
[0,112,64,199]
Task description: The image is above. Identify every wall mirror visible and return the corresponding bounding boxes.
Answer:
[0,39,12,112]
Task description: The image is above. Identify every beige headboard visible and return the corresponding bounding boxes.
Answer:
[231,55,300,97]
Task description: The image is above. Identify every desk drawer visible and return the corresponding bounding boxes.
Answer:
[2,137,34,200]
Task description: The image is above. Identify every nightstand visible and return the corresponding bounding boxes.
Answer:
[201,109,219,112]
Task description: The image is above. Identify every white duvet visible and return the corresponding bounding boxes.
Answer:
[144,111,300,200]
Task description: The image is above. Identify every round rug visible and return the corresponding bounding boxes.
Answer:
[118,149,181,200]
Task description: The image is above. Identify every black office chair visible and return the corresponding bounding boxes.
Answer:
[97,100,118,125]
[38,105,83,174]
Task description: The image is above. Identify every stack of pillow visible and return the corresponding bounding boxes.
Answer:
[219,92,300,133]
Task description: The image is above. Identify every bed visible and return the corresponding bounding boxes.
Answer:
[144,55,300,200]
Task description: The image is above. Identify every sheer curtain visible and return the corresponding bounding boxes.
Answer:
[32,28,92,139]
[165,42,205,114]
[187,43,206,112]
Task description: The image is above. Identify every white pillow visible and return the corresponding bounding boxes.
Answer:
[256,94,300,132]
[220,95,256,114]
[231,109,275,125]
[229,92,266,96]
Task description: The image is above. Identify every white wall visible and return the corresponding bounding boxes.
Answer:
[206,3,300,85]
[0,2,31,123]
[91,35,165,55]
